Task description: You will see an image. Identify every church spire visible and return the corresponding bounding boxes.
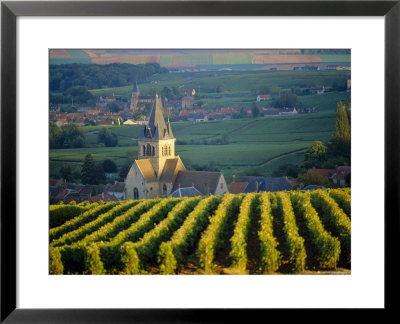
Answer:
[139,94,174,140]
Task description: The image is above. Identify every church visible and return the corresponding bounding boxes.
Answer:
[124,94,228,199]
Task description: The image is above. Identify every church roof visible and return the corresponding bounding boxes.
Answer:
[135,159,157,181]
[139,95,174,141]
[172,170,223,195]
[159,157,185,183]
[133,82,140,93]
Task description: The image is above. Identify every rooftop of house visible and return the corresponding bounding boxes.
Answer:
[228,182,249,194]
[170,186,203,198]
[172,170,223,196]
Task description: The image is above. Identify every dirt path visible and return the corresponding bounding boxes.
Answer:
[257,148,306,167]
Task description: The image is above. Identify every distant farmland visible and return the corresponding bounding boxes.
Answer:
[50,49,350,66]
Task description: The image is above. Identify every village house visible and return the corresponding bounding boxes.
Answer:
[310,86,325,95]
[256,94,272,102]
[181,95,194,109]
[124,95,228,199]
[229,176,292,193]
[331,166,351,187]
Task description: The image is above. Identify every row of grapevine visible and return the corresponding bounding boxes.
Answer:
[49,202,119,242]
[197,193,243,273]
[49,189,351,275]
[310,190,351,266]
[258,193,281,273]
[158,196,222,274]
[229,193,257,271]
[49,202,94,228]
[276,192,306,272]
[328,189,351,218]
[50,201,139,247]
[290,192,341,269]
[76,199,159,245]
[120,197,202,274]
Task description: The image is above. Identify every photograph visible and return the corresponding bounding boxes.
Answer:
[48,49,351,275]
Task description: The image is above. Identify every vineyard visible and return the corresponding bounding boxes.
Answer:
[49,188,351,275]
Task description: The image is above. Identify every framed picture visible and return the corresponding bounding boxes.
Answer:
[1,0,398,322]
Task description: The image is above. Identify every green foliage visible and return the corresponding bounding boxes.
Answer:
[51,201,137,247]
[81,153,106,185]
[297,170,331,188]
[310,190,351,267]
[64,85,94,104]
[279,93,299,108]
[229,193,257,271]
[258,193,281,273]
[302,141,327,169]
[49,63,167,92]
[197,193,242,273]
[97,128,118,147]
[49,202,118,242]
[49,247,64,274]
[121,197,201,273]
[102,159,118,173]
[106,102,120,113]
[290,192,340,269]
[49,203,92,228]
[276,192,306,272]
[49,189,351,274]
[50,123,86,149]
[159,196,221,274]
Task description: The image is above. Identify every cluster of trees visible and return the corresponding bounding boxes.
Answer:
[50,63,167,92]
[303,100,350,169]
[272,100,351,187]
[49,122,86,149]
[59,156,122,185]
[160,86,183,100]
[97,128,118,147]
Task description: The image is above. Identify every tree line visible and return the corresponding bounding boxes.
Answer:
[50,63,167,92]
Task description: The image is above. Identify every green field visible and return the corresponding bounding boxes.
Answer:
[51,67,350,182]
[50,110,338,180]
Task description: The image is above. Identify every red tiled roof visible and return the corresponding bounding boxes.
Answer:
[309,168,335,178]
[228,182,249,194]
[332,166,351,180]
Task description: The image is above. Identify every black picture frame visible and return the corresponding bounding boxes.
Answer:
[1,0,399,322]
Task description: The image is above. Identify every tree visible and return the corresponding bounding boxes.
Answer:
[303,141,327,168]
[106,102,120,113]
[102,159,118,173]
[97,127,118,147]
[216,84,226,93]
[118,164,131,181]
[60,163,73,182]
[334,101,350,141]
[60,124,85,148]
[279,93,299,108]
[81,154,99,184]
[64,86,94,104]
[297,170,330,188]
[49,121,62,148]
[251,103,260,118]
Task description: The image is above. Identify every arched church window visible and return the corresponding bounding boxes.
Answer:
[163,184,167,196]
[133,187,139,200]
[168,146,171,156]
[146,144,151,156]
[164,144,168,156]
[152,146,155,156]
[143,145,146,156]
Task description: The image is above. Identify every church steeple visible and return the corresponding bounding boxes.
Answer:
[140,94,173,141]
[137,95,176,175]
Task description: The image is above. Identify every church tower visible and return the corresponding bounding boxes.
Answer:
[130,82,140,112]
[137,94,176,177]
